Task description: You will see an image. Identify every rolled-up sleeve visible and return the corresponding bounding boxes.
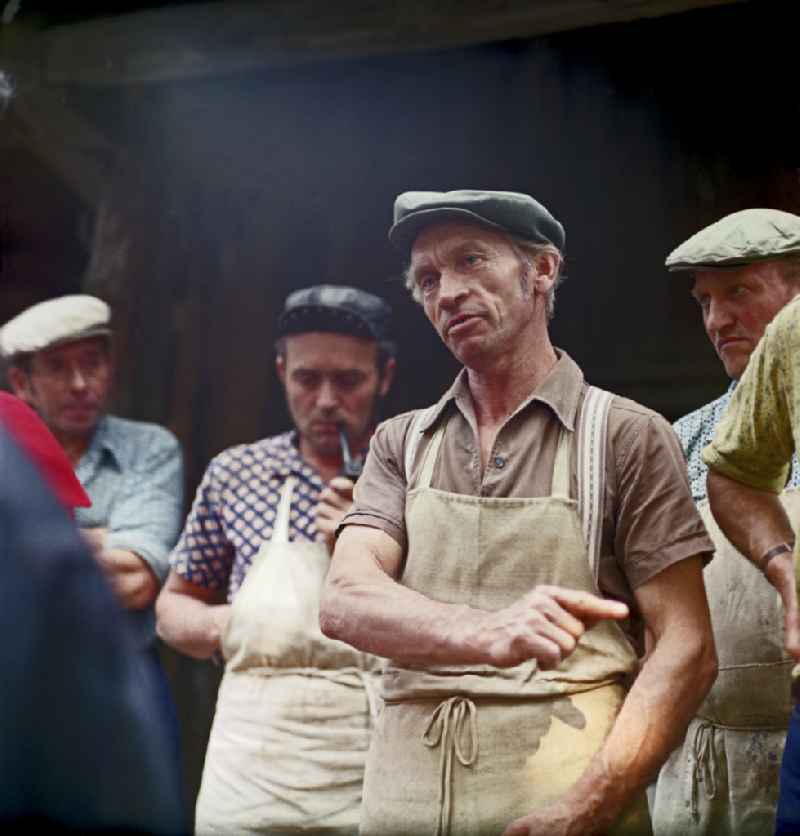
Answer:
[702,300,800,493]
[105,431,184,582]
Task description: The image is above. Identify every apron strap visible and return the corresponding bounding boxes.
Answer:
[550,427,572,499]
[416,418,448,491]
[404,405,438,487]
[577,386,613,583]
[422,696,478,836]
[272,476,298,544]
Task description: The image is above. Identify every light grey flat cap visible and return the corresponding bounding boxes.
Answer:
[666,208,800,271]
[0,295,111,358]
[389,189,565,257]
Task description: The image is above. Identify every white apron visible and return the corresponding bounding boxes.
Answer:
[195,476,382,835]
[360,388,651,836]
[650,489,800,836]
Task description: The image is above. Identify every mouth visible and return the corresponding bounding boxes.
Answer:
[445,313,482,337]
[716,338,748,353]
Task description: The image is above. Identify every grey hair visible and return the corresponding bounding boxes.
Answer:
[403,234,565,320]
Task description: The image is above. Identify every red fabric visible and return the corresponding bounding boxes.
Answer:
[0,392,91,510]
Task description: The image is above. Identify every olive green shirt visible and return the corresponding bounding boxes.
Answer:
[703,296,800,492]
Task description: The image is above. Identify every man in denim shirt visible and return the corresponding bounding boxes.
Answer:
[1,294,184,753]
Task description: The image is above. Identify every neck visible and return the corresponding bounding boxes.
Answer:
[55,430,92,468]
[466,331,558,427]
[299,437,344,485]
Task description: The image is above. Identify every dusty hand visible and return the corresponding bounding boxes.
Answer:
[766,552,800,660]
[315,477,355,553]
[476,585,629,669]
[502,799,590,836]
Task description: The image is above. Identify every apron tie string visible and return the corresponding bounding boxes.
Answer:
[423,696,478,836]
[690,719,718,819]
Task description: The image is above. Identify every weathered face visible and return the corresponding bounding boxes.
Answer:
[276,331,393,459]
[408,222,553,370]
[9,336,112,440]
[691,262,798,379]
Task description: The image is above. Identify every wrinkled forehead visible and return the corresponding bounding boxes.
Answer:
[690,261,781,295]
[282,330,379,369]
[34,334,111,362]
[409,220,514,263]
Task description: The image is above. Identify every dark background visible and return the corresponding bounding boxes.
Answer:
[1,0,797,813]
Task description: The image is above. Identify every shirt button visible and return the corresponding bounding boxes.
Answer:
[493,456,506,469]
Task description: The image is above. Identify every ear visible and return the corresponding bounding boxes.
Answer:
[7,365,34,403]
[276,353,286,386]
[378,357,396,397]
[531,250,559,296]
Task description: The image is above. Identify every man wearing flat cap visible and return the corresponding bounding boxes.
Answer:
[1,295,184,693]
[157,284,396,834]
[321,189,716,835]
[693,222,800,835]
[650,209,800,836]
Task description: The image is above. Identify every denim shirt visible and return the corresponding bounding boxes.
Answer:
[75,415,184,647]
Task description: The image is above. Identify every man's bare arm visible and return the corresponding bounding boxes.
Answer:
[321,525,629,670]
[81,527,159,611]
[156,570,231,660]
[707,468,800,658]
[503,556,717,836]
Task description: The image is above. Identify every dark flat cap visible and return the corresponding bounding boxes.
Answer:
[388,189,565,257]
[277,284,393,344]
[666,208,800,271]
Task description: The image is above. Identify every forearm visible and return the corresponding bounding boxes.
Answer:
[321,548,487,666]
[549,623,717,834]
[156,591,230,660]
[707,469,793,564]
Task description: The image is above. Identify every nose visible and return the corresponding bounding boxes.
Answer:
[705,298,735,336]
[316,378,339,411]
[437,270,468,309]
[68,365,89,391]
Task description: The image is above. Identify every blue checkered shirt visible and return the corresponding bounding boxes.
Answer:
[673,381,800,503]
[170,431,323,601]
[75,414,184,647]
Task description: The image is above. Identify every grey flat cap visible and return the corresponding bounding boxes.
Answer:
[389,189,565,257]
[666,208,800,272]
[277,284,393,344]
[0,295,111,358]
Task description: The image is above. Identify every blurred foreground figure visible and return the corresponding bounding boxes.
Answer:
[651,210,800,836]
[1,294,184,761]
[157,285,396,834]
[0,407,184,833]
[321,189,717,836]
[704,290,800,836]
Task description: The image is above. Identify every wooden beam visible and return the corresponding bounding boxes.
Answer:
[41,0,747,86]
[0,23,117,206]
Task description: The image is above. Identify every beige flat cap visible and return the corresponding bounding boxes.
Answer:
[666,208,800,272]
[0,295,111,358]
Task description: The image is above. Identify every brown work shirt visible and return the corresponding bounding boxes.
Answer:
[342,351,713,652]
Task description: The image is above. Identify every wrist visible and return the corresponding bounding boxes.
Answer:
[759,542,795,574]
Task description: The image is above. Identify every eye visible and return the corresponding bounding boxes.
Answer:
[333,372,366,391]
[463,253,483,267]
[293,371,320,389]
[730,285,748,298]
[417,272,439,295]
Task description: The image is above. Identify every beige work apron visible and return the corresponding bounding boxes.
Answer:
[360,391,650,836]
[650,489,800,836]
[195,477,381,836]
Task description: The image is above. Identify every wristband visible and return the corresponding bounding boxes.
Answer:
[759,542,794,574]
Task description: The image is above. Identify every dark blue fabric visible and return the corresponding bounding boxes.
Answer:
[0,429,185,833]
[776,705,800,835]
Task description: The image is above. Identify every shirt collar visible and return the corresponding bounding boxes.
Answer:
[418,349,584,434]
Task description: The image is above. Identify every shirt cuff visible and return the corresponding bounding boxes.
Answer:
[702,442,787,494]
[337,511,406,551]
